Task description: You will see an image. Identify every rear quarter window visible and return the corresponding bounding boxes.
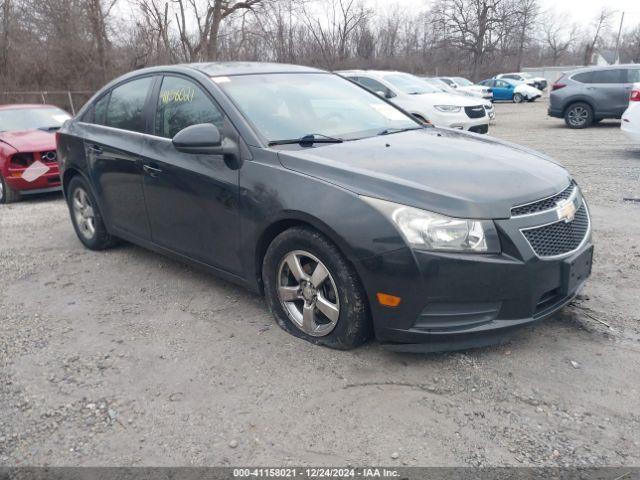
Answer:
[574,69,623,84]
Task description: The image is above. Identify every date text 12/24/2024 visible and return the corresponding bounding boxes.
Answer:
[233,468,400,478]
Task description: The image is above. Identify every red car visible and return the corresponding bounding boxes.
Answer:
[0,104,71,203]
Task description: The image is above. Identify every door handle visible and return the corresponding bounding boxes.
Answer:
[143,164,162,176]
[89,144,103,155]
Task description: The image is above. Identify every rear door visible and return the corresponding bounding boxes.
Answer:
[584,69,627,116]
[85,76,155,240]
[139,74,243,274]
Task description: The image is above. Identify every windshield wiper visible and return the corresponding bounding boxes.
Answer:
[378,126,424,136]
[268,133,344,147]
[38,126,61,132]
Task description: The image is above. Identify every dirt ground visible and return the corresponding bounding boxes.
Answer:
[1,100,639,467]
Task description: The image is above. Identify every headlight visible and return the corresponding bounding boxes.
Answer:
[434,105,462,113]
[362,196,500,253]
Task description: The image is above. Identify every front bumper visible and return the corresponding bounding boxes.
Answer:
[355,222,593,352]
[436,112,489,132]
[4,162,61,192]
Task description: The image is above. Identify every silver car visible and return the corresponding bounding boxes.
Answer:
[549,65,640,128]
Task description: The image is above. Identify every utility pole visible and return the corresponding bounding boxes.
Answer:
[614,11,625,64]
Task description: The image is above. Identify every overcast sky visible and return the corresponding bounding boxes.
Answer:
[385,0,640,29]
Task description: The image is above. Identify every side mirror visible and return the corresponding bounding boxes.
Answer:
[172,123,223,155]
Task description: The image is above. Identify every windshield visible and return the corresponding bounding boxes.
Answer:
[215,73,419,143]
[452,77,473,86]
[382,73,440,95]
[519,73,533,79]
[0,107,71,132]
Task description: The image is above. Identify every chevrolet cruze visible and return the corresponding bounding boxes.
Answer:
[57,62,593,352]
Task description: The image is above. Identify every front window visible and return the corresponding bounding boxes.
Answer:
[0,107,71,132]
[452,77,473,86]
[215,73,419,143]
[155,76,224,138]
[382,73,440,95]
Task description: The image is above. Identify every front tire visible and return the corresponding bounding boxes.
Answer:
[66,176,116,250]
[513,93,524,103]
[564,102,593,129]
[262,227,371,350]
[0,174,22,204]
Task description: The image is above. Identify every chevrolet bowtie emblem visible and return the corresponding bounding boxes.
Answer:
[557,198,577,223]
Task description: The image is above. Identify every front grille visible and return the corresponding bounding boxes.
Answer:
[522,204,589,257]
[469,124,488,134]
[511,182,575,216]
[465,105,486,119]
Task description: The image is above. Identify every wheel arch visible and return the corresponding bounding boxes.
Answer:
[562,97,596,117]
[253,212,360,295]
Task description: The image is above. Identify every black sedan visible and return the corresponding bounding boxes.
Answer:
[56,62,593,352]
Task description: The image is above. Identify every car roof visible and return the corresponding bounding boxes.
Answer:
[186,62,324,76]
[567,64,638,75]
[0,104,60,111]
[336,69,410,77]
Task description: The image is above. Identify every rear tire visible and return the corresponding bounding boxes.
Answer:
[0,174,22,204]
[262,227,371,350]
[66,176,116,250]
[513,93,524,103]
[564,102,593,129]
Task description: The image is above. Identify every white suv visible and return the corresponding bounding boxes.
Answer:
[338,70,490,133]
[622,83,640,144]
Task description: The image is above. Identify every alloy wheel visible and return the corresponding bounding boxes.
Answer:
[0,177,4,202]
[277,250,340,337]
[72,187,96,240]
[568,107,589,127]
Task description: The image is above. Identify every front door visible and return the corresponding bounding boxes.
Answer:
[495,80,514,101]
[140,75,242,274]
[88,76,155,240]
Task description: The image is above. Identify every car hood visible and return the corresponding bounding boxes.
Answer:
[277,128,570,219]
[0,130,56,153]
[412,92,483,107]
[461,85,489,93]
[515,84,542,95]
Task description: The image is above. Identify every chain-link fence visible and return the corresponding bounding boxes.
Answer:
[0,91,94,115]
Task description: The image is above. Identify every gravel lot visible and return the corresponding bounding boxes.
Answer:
[1,100,639,467]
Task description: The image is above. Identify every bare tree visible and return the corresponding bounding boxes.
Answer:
[136,0,174,63]
[435,0,509,80]
[0,0,12,75]
[583,7,614,65]
[302,0,371,67]
[542,10,578,65]
[511,0,539,70]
